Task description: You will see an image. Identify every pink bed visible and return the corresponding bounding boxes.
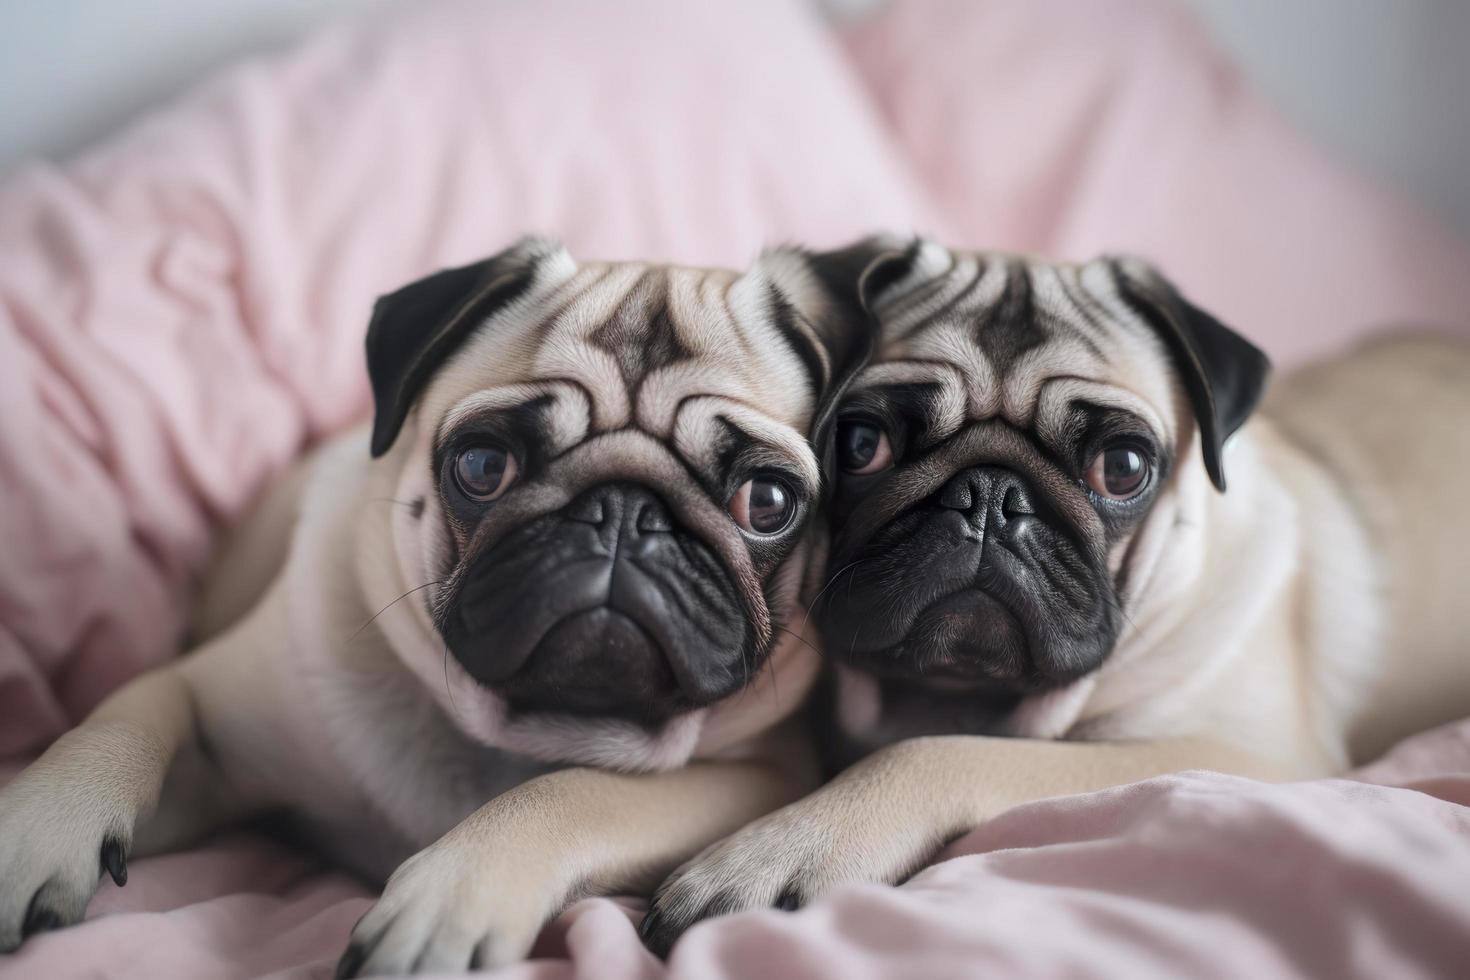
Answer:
[3,1,1468,976]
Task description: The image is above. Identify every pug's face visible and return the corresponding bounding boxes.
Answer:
[364,238,869,753]
[817,241,1268,720]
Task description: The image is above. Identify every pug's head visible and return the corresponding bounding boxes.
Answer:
[815,238,1269,730]
[360,237,872,767]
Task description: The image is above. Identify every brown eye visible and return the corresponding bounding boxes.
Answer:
[1085,444,1150,501]
[728,475,797,535]
[453,445,519,501]
[836,420,893,475]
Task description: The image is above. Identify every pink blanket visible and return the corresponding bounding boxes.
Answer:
[4,723,1468,979]
[3,0,1469,976]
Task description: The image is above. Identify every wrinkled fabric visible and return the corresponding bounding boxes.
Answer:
[2,0,1469,977]
[3,721,1467,980]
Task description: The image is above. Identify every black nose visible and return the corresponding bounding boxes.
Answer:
[564,482,675,541]
[937,466,1035,533]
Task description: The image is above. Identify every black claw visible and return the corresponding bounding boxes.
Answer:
[641,888,759,958]
[638,907,678,960]
[700,890,751,919]
[21,902,62,940]
[636,905,658,942]
[101,836,128,887]
[334,943,365,980]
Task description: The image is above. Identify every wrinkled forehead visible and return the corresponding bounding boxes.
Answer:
[854,250,1180,444]
[416,260,821,485]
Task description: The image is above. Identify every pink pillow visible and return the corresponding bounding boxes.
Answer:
[841,0,1470,365]
[0,0,935,754]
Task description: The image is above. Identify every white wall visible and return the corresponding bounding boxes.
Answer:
[0,0,394,168]
[1,1,1468,237]
[1176,0,1470,237]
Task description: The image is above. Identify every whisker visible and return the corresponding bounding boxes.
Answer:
[768,652,779,708]
[801,559,868,629]
[1102,591,1139,637]
[776,624,821,658]
[771,621,827,711]
[349,580,445,642]
[369,497,425,512]
[442,643,459,716]
[743,632,753,691]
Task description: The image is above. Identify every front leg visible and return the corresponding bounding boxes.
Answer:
[338,728,816,977]
[0,667,210,950]
[0,590,285,951]
[640,733,1293,955]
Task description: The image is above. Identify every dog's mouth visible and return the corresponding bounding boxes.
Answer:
[439,483,758,726]
[837,578,1039,688]
[494,607,680,721]
[820,499,1117,693]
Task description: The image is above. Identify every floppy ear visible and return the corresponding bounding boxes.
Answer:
[746,235,951,499]
[793,235,941,427]
[820,234,966,336]
[1109,257,1271,492]
[803,235,968,446]
[365,236,572,457]
[804,235,910,316]
[736,242,892,475]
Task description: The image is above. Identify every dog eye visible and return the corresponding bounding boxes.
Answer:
[728,475,797,535]
[836,420,893,475]
[1085,444,1150,500]
[452,445,519,501]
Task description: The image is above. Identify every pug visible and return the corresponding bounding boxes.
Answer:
[639,238,1470,951]
[0,236,878,974]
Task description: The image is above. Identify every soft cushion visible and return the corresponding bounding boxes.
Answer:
[1,0,1468,977]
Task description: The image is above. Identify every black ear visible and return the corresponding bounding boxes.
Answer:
[806,234,928,326]
[1110,258,1271,492]
[365,237,566,456]
[800,235,946,448]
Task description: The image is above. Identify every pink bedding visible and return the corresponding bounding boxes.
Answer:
[3,0,1469,976]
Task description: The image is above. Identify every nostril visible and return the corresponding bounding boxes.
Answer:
[1002,486,1033,518]
[567,484,676,534]
[939,478,974,512]
[566,495,607,526]
[636,501,673,534]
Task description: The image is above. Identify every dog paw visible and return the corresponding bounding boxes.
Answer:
[0,769,132,953]
[639,789,934,958]
[335,836,550,977]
